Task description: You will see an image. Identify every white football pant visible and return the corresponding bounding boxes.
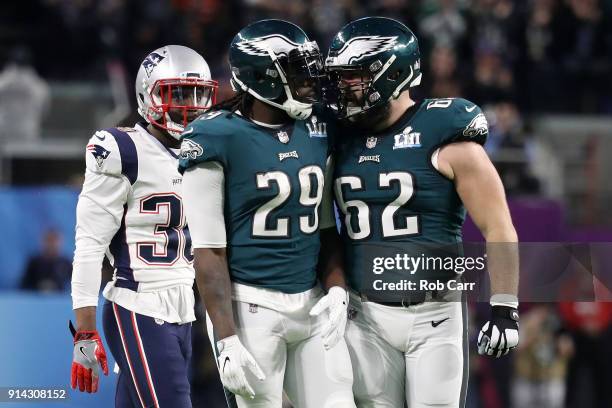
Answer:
[208,299,356,408]
[346,293,468,408]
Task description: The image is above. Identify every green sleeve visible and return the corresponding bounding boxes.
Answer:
[446,98,489,146]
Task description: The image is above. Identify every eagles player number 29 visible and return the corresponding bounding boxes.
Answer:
[335,171,419,239]
[137,193,193,264]
[253,166,324,237]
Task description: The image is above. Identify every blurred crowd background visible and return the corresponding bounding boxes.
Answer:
[1,0,612,407]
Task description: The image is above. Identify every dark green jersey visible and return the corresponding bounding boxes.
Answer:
[179,109,332,293]
[333,98,488,291]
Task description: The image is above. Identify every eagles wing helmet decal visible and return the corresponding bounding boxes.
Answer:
[236,35,301,57]
[328,36,399,65]
[179,139,204,160]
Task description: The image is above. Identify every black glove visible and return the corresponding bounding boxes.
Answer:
[477,305,519,358]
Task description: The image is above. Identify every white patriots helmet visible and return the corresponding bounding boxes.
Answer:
[135,45,218,139]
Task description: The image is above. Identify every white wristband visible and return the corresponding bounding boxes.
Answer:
[490,294,519,309]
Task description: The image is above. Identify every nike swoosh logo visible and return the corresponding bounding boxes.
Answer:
[183,127,194,135]
[95,132,106,141]
[431,317,450,328]
[222,356,230,372]
[79,346,91,362]
[465,105,476,112]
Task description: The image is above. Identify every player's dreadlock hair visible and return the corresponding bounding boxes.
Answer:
[209,90,255,117]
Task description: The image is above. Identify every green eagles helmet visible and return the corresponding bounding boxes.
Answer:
[229,19,325,120]
[325,17,421,120]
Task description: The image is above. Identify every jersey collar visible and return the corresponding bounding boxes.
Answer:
[371,99,424,138]
[235,110,286,129]
[135,122,179,160]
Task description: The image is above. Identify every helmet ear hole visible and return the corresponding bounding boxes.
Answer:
[254,71,266,82]
[388,70,402,81]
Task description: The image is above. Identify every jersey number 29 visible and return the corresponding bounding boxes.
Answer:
[252,166,324,237]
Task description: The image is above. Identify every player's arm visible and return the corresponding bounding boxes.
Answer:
[193,247,234,336]
[318,228,345,289]
[437,141,520,357]
[437,142,518,293]
[182,161,265,398]
[317,156,346,289]
[310,156,349,350]
[72,172,129,327]
[71,134,130,391]
[181,162,234,337]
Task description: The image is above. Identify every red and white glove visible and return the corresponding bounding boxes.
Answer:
[71,328,109,393]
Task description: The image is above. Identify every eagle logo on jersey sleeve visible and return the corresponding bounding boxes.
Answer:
[179,139,204,160]
[236,35,300,57]
[326,36,399,65]
[463,113,489,138]
[87,144,111,167]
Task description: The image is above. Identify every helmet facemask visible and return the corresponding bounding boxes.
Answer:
[325,60,417,123]
[232,41,325,120]
[284,43,326,105]
[145,77,218,138]
[325,65,378,121]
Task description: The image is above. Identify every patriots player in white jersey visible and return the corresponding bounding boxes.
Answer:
[70,45,217,407]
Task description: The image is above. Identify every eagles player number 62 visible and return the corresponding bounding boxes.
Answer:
[335,171,419,240]
[252,165,324,237]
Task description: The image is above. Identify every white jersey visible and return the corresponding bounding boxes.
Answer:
[71,123,195,323]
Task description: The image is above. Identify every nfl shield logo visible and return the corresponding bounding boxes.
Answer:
[277,131,290,144]
[366,137,377,149]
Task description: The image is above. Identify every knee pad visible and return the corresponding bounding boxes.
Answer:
[414,343,463,405]
[324,342,354,385]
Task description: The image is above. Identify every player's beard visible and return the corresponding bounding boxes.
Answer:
[343,102,391,133]
[168,108,200,125]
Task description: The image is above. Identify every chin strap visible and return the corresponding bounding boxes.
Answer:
[163,112,185,139]
[145,111,184,140]
[267,48,313,120]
